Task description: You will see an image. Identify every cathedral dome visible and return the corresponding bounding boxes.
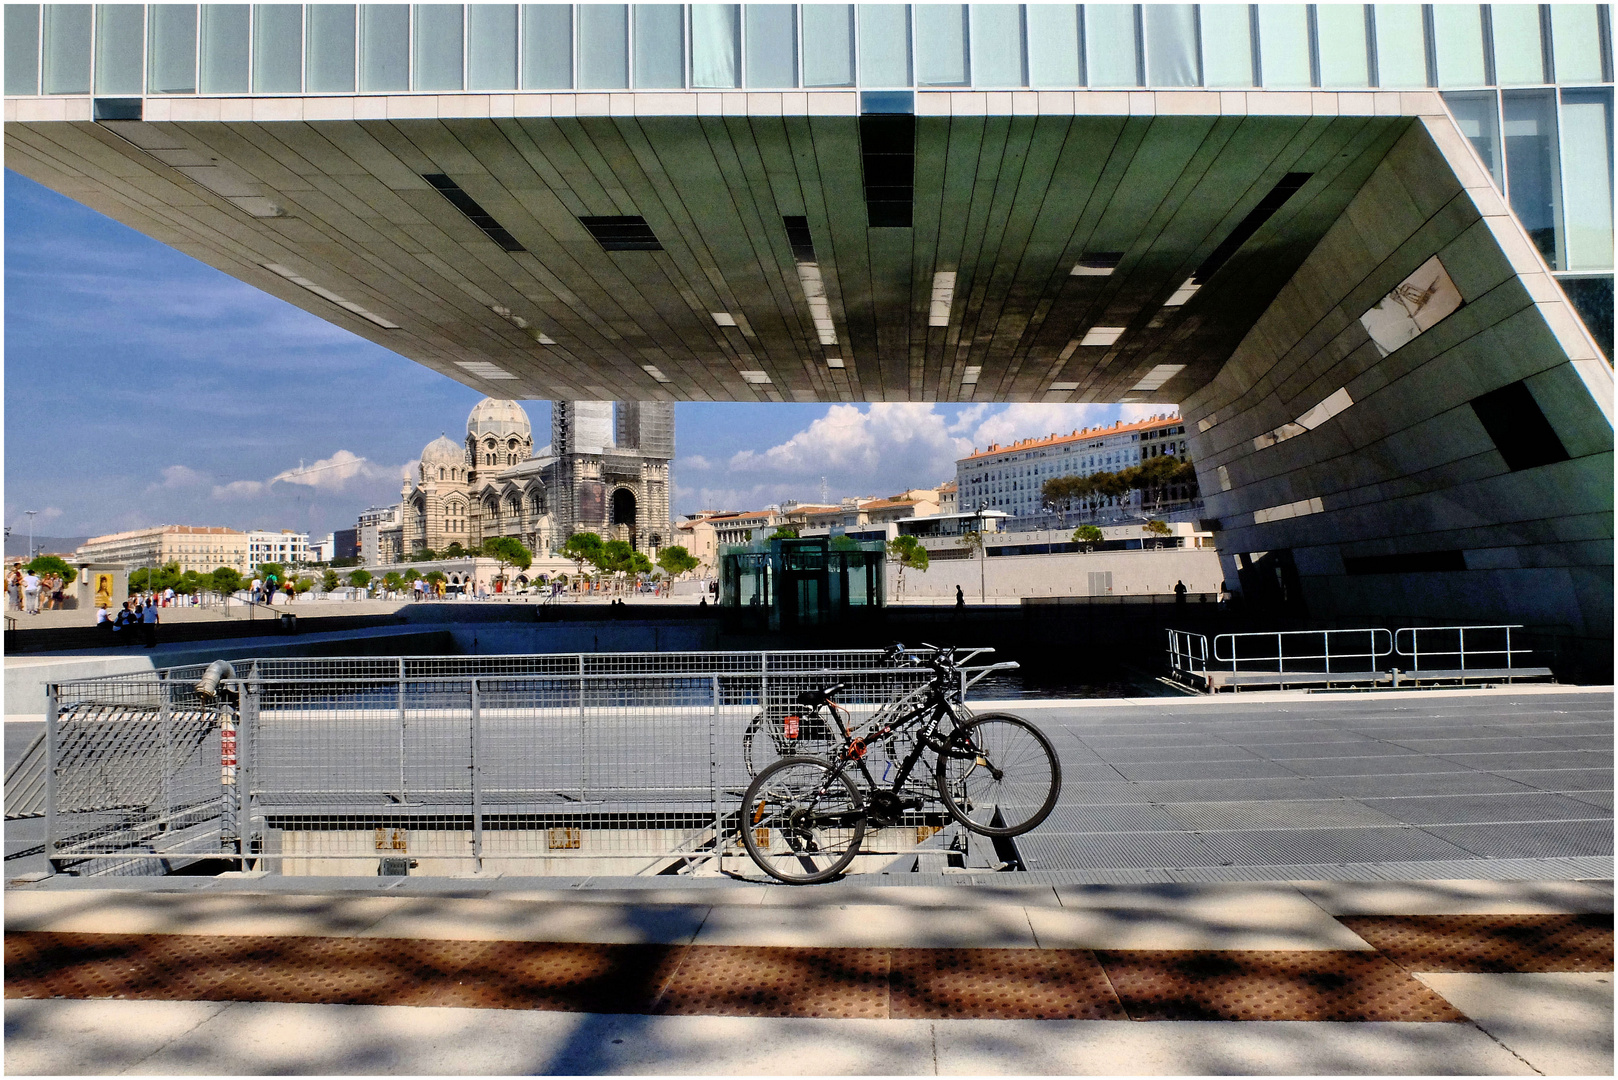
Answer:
[467,398,532,441]
[421,434,463,465]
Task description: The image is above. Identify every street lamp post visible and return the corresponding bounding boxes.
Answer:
[24,510,37,562]
[975,500,988,604]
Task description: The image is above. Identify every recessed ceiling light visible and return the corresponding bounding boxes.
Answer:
[962,366,982,385]
[713,312,737,326]
[641,364,670,382]
[741,370,771,383]
[455,360,518,380]
[1050,381,1079,391]
[1080,326,1126,347]
[1071,252,1123,276]
[1163,277,1200,306]
[536,333,556,345]
[929,271,956,327]
[826,357,845,368]
[1130,363,1185,391]
[262,263,400,329]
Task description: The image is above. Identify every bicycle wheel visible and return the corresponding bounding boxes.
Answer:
[934,713,1061,837]
[741,712,783,778]
[739,756,867,884]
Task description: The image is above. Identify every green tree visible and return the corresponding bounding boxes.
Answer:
[481,536,533,585]
[1142,519,1173,549]
[257,562,285,585]
[767,526,799,541]
[1073,524,1103,552]
[382,571,404,593]
[599,538,635,574]
[957,528,986,604]
[423,570,447,591]
[210,566,243,597]
[830,534,861,551]
[347,569,372,591]
[886,534,930,599]
[321,569,340,592]
[410,547,436,562]
[401,568,422,584]
[443,541,466,559]
[24,554,77,584]
[562,532,604,576]
[631,552,654,576]
[656,545,700,577]
[294,576,314,594]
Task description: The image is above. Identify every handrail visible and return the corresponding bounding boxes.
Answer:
[1166,629,1209,675]
[1212,628,1392,673]
[1394,625,1531,671]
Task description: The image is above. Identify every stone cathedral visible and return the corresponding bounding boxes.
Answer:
[399,398,673,558]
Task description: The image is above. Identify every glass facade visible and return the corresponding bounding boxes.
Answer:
[17,4,1607,97]
[11,3,1611,353]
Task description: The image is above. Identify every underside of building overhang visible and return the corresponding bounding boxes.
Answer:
[7,91,1453,405]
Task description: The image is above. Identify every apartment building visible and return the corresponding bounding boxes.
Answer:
[76,525,249,573]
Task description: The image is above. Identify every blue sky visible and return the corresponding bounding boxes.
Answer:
[5,170,1160,539]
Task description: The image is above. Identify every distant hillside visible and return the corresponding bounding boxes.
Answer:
[5,535,90,559]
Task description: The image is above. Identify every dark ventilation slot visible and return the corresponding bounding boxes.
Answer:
[1192,171,1313,284]
[1075,251,1124,271]
[1470,380,1570,471]
[93,97,142,120]
[578,215,663,251]
[783,215,817,262]
[859,114,915,228]
[422,174,525,252]
[1344,550,1467,575]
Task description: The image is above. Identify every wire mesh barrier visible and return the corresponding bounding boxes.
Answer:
[1167,626,1553,692]
[34,651,945,878]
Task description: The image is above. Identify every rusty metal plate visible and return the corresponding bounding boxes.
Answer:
[451,941,681,1013]
[1341,914,1615,973]
[889,947,1124,1020]
[1094,950,1465,1022]
[4,933,680,1014]
[653,946,890,1019]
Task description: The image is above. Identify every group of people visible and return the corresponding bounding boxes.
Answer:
[94,594,162,647]
[6,566,66,615]
[248,576,298,605]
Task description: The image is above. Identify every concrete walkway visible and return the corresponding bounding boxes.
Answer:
[5,878,1610,1075]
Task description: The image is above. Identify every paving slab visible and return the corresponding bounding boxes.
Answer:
[2,890,400,938]
[358,897,712,944]
[1296,878,1615,915]
[1417,972,1615,1075]
[1,999,1539,1075]
[1031,888,1372,951]
[691,903,1042,948]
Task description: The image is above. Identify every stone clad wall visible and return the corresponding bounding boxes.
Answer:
[1185,107,1613,678]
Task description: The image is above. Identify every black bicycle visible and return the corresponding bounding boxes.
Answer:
[739,644,1062,884]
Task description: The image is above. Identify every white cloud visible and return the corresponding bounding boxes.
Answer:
[675,402,1176,516]
[682,455,712,470]
[947,404,989,434]
[730,403,970,478]
[212,480,265,499]
[39,507,63,521]
[148,465,207,493]
[269,449,391,491]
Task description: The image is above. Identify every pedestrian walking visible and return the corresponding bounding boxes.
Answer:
[7,568,20,611]
[250,577,262,605]
[22,570,41,614]
[142,600,159,648]
[955,585,965,610]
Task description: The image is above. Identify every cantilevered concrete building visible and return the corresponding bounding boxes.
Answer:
[5,4,1612,672]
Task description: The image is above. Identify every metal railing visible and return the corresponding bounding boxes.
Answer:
[1168,625,1549,691]
[33,650,961,878]
[1394,625,1543,677]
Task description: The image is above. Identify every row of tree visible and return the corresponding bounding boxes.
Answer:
[559,532,700,579]
[1040,455,1198,516]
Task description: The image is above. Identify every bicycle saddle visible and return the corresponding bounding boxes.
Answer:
[795,682,845,707]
